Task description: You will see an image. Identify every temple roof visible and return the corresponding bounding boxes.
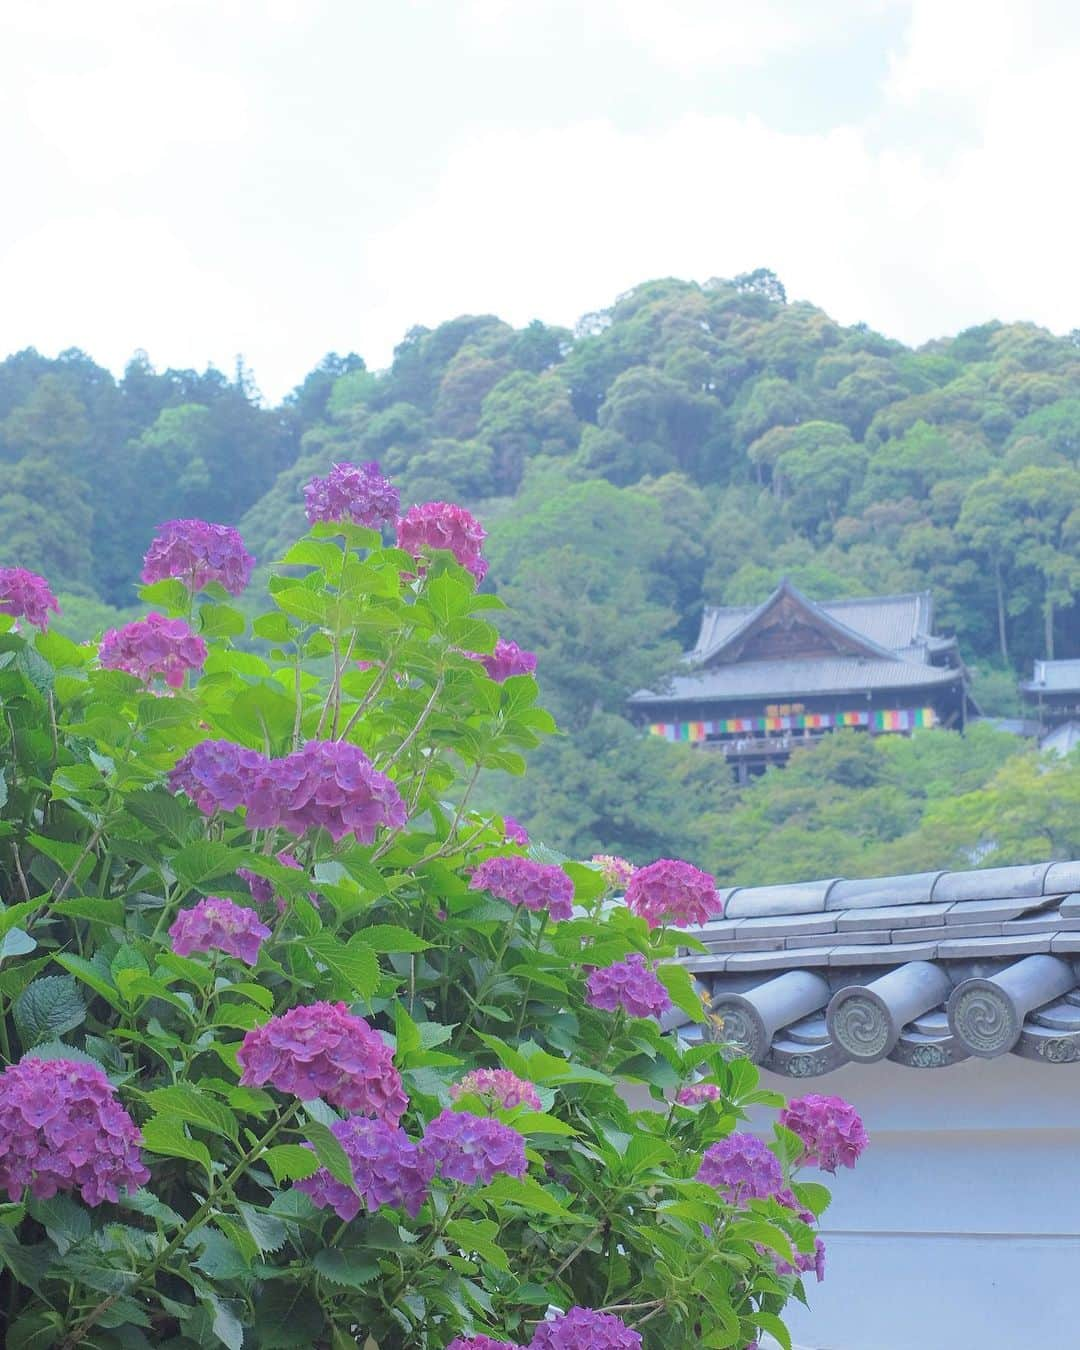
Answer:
[671,860,1080,1074]
[629,656,960,706]
[1021,659,1080,694]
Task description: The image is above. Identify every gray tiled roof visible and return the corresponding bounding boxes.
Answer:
[672,861,1080,1074]
[629,657,961,705]
[1022,659,1080,693]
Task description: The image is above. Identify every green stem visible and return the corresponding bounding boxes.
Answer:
[454,907,521,1048]
[512,912,548,1039]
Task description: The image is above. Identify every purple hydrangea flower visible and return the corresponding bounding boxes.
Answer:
[585,954,671,1020]
[625,859,722,929]
[237,1001,407,1120]
[244,739,407,843]
[238,850,317,915]
[421,1109,527,1185]
[168,740,270,816]
[142,518,255,596]
[451,1069,541,1112]
[529,1307,643,1349]
[295,1115,433,1220]
[168,897,271,966]
[99,612,207,689]
[591,855,636,890]
[448,1338,520,1350]
[770,1235,826,1283]
[396,501,488,583]
[478,640,537,683]
[0,567,60,631]
[469,856,574,922]
[780,1094,868,1173]
[503,816,529,847]
[304,461,400,529]
[676,1081,721,1107]
[697,1133,783,1205]
[0,1058,149,1206]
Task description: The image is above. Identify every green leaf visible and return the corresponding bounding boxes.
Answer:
[753,1311,793,1350]
[656,963,707,1023]
[50,897,124,925]
[727,1217,794,1264]
[503,1111,578,1138]
[355,924,432,953]
[312,1248,379,1288]
[0,955,52,1001]
[5,1310,64,1350]
[205,1292,246,1350]
[124,789,199,846]
[281,538,345,570]
[301,933,380,998]
[55,954,123,1010]
[138,578,191,614]
[110,943,149,984]
[147,1085,239,1141]
[253,610,295,642]
[475,1175,571,1217]
[237,1201,287,1254]
[273,587,328,625]
[0,1228,54,1294]
[141,1115,213,1177]
[445,1218,510,1272]
[0,928,36,960]
[172,841,248,887]
[263,1145,320,1183]
[254,1284,325,1348]
[0,901,38,941]
[27,1193,91,1255]
[791,1180,831,1218]
[13,975,86,1047]
[199,604,246,639]
[302,1119,355,1188]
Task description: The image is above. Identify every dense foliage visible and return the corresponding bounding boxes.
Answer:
[3,271,1078,873]
[0,498,864,1348]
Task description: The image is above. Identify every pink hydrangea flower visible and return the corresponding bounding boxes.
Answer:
[477,640,537,683]
[676,1082,721,1107]
[296,1115,433,1220]
[304,461,400,529]
[469,856,574,922]
[168,740,269,816]
[0,1058,149,1206]
[0,567,60,631]
[244,739,407,843]
[625,858,721,929]
[591,855,636,890]
[780,1094,868,1173]
[448,1338,520,1350]
[396,501,488,582]
[142,518,255,595]
[238,1001,407,1120]
[529,1307,643,1349]
[451,1069,541,1112]
[168,897,271,966]
[585,954,671,1020]
[697,1133,783,1205]
[99,612,207,689]
[421,1109,527,1185]
[238,850,318,914]
[503,816,529,847]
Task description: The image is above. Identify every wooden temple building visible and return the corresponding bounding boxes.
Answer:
[628,580,973,782]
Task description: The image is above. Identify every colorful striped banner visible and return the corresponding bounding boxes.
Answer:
[647,707,936,742]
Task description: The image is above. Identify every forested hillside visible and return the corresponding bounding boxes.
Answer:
[3,270,1079,880]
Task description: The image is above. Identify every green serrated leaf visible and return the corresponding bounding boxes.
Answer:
[263,1144,320,1183]
[13,975,86,1048]
[301,933,380,998]
[475,1175,571,1218]
[237,1201,287,1255]
[355,924,432,953]
[656,963,707,1023]
[147,1085,239,1141]
[141,1115,213,1177]
[312,1248,379,1288]
[301,1119,355,1188]
[172,842,248,887]
[254,1283,325,1347]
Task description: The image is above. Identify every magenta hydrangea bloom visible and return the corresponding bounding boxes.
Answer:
[529,1307,643,1349]
[776,1186,816,1227]
[237,1001,407,1119]
[478,640,537,683]
[676,1081,721,1107]
[591,855,636,890]
[238,850,317,915]
[396,501,488,582]
[169,897,271,966]
[469,856,574,922]
[697,1133,783,1205]
[421,1109,527,1186]
[771,1235,826,1283]
[625,858,722,929]
[304,461,400,529]
[244,739,407,843]
[0,567,60,631]
[448,1338,520,1350]
[99,612,207,689]
[168,740,269,816]
[296,1115,433,1220]
[142,518,255,595]
[780,1094,868,1173]
[451,1069,541,1112]
[585,954,671,1020]
[0,1058,149,1206]
[503,816,529,847]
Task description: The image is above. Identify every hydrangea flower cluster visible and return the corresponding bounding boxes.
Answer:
[773,1235,827,1283]
[447,1338,519,1350]
[142,518,255,595]
[469,856,575,922]
[697,1133,783,1205]
[0,566,60,630]
[585,954,671,1020]
[296,1115,433,1220]
[779,1094,868,1173]
[0,1058,149,1206]
[451,1069,541,1112]
[676,1081,721,1107]
[168,739,269,816]
[168,897,271,966]
[396,501,488,582]
[477,639,537,683]
[421,1109,527,1185]
[503,816,529,846]
[244,739,407,843]
[625,858,722,929]
[304,460,400,528]
[238,850,317,915]
[591,855,636,890]
[529,1307,643,1349]
[237,1002,407,1119]
[99,612,207,689]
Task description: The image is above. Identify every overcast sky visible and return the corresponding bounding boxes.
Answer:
[2,0,1077,401]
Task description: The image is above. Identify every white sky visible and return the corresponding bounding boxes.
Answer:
[2,0,1078,402]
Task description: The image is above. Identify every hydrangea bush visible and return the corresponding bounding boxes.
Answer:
[0,465,865,1348]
